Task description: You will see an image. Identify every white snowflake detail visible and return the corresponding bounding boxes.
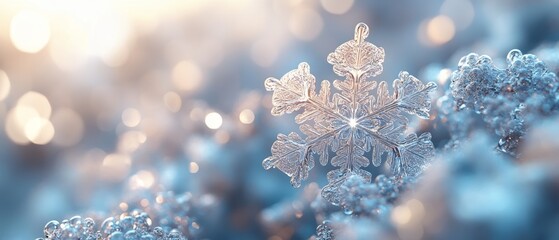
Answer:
[263,23,437,204]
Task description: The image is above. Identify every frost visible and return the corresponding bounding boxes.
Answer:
[39,213,187,240]
[263,23,437,204]
[38,191,207,240]
[447,49,559,154]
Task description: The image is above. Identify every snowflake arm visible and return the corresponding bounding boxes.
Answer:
[263,23,436,203]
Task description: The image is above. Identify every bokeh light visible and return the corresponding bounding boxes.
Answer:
[17,91,51,119]
[101,153,131,182]
[163,91,182,113]
[424,15,456,45]
[172,61,203,92]
[24,117,55,145]
[10,9,51,53]
[239,109,255,124]
[0,70,10,101]
[320,0,354,15]
[189,162,200,174]
[205,112,223,130]
[122,108,142,128]
[5,92,54,145]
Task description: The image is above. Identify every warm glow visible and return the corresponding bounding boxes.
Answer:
[24,117,55,145]
[172,60,203,92]
[288,8,323,41]
[0,70,10,101]
[119,202,128,211]
[214,130,230,144]
[49,20,89,71]
[190,162,200,173]
[239,109,255,124]
[89,13,131,67]
[320,0,354,15]
[10,10,51,53]
[438,68,452,85]
[129,170,155,189]
[17,91,52,119]
[163,91,182,113]
[118,130,147,153]
[5,107,36,144]
[122,108,141,128]
[391,205,412,225]
[205,112,223,130]
[426,15,456,45]
[5,92,54,145]
[101,154,131,182]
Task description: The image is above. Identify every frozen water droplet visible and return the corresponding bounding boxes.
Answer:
[44,220,60,238]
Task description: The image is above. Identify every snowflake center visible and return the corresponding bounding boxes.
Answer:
[348,118,358,128]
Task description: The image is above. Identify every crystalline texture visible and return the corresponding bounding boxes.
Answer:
[448,49,559,154]
[263,23,437,204]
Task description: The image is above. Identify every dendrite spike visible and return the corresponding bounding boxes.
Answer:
[354,22,369,43]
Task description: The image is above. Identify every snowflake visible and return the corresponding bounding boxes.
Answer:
[263,23,437,204]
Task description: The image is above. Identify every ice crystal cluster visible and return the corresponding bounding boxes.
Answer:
[38,192,205,240]
[446,49,559,154]
[263,23,437,204]
[335,173,414,216]
[40,213,187,240]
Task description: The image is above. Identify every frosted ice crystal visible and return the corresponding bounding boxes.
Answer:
[448,49,559,154]
[37,192,207,240]
[337,174,390,216]
[316,221,335,240]
[38,213,187,240]
[263,23,437,204]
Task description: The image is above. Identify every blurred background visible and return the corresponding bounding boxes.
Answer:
[0,0,558,239]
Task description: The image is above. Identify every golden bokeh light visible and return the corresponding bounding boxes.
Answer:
[5,107,35,145]
[89,13,132,67]
[320,0,354,15]
[205,112,223,130]
[0,70,10,101]
[172,60,203,92]
[163,91,182,113]
[189,162,200,174]
[239,109,255,124]
[391,204,412,226]
[24,117,55,145]
[129,170,155,189]
[122,108,142,128]
[425,15,456,45]
[101,153,131,182]
[10,9,51,53]
[214,129,230,144]
[49,20,89,71]
[17,91,52,119]
[5,92,55,145]
[438,68,452,85]
[118,130,147,153]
